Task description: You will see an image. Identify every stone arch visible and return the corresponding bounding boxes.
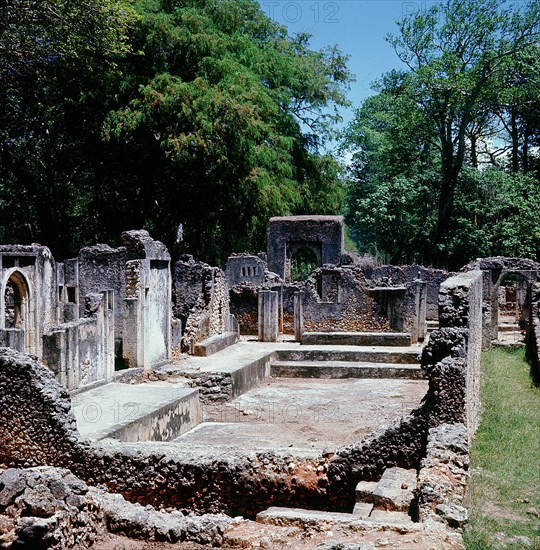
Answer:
[2,270,34,353]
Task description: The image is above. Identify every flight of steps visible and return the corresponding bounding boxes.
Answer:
[271,347,424,380]
[256,467,416,529]
[353,467,417,524]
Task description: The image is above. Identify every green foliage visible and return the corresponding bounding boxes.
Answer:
[464,348,540,548]
[291,247,318,282]
[0,0,351,263]
[344,0,540,267]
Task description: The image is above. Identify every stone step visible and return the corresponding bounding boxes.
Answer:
[271,361,424,380]
[72,382,202,442]
[193,332,239,357]
[355,480,379,502]
[370,467,417,512]
[301,332,411,347]
[275,348,421,365]
[352,502,374,518]
[426,321,439,333]
[498,324,520,332]
[256,506,414,529]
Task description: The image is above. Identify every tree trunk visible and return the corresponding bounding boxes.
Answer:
[510,107,519,173]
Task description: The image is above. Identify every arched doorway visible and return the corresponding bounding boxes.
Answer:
[290,247,319,282]
[2,271,33,353]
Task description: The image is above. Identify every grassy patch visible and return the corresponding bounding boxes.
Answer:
[464,348,540,549]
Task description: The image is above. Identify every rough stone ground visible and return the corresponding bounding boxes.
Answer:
[96,518,463,549]
[175,377,428,451]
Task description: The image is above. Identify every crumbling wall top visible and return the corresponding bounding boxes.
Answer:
[120,230,170,261]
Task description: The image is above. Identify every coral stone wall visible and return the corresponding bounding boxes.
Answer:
[527,282,540,381]
[175,257,232,353]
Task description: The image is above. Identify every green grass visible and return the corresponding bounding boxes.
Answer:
[464,348,540,549]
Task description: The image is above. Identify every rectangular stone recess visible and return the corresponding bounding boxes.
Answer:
[301,332,412,347]
[72,382,202,442]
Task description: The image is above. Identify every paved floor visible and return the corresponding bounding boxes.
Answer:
[174,376,427,451]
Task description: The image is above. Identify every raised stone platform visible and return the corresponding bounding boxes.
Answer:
[271,360,424,379]
[301,331,412,347]
[193,332,239,356]
[72,382,202,442]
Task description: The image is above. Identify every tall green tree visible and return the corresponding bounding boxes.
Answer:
[0,0,351,263]
[344,0,540,267]
[387,0,540,254]
[0,0,137,254]
[101,0,351,262]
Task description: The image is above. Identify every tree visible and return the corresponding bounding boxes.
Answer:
[387,0,540,255]
[342,91,439,263]
[0,0,352,263]
[344,0,540,267]
[0,0,137,254]
[100,0,351,262]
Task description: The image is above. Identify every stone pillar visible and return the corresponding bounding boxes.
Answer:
[294,291,304,342]
[258,290,279,342]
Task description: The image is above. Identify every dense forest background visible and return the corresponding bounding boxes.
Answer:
[0,0,539,268]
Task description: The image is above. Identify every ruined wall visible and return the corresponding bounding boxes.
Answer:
[464,257,539,347]
[229,285,259,335]
[439,271,483,435]
[175,256,233,354]
[327,271,483,510]
[0,348,331,517]
[0,466,105,549]
[417,423,469,527]
[42,292,114,391]
[121,231,172,368]
[0,246,58,358]
[225,254,266,287]
[526,282,540,382]
[369,265,451,321]
[77,244,127,344]
[0,465,233,548]
[301,267,391,333]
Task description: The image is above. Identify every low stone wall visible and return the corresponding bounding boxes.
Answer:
[0,466,105,549]
[326,326,470,510]
[439,271,483,435]
[526,282,540,382]
[417,423,469,528]
[0,348,330,518]
[0,466,233,548]
[327,271,483,511]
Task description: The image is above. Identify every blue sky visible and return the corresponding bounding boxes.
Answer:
[258,1,438,136]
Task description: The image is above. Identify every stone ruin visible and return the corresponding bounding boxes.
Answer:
[0,216,539,549]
